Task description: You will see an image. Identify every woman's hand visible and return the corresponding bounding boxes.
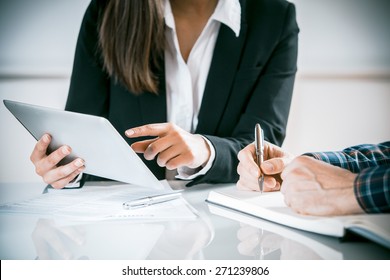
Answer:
[237,142,294,192]
[30,134,85,189]
[125,123,210,170]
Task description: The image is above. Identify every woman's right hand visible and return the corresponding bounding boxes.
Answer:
[30,134,85,189]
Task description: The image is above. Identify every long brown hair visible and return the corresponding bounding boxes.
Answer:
[99,0,165,94]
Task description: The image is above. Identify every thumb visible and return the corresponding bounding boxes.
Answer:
[261,157,289,175]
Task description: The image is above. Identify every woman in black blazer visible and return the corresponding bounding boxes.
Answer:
[30,0,299,188]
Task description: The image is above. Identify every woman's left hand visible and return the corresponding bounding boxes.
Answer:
[125,123,210,170]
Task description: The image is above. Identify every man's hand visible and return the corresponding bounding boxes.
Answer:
[281,156,363,216]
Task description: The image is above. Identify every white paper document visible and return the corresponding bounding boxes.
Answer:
[0,183,197,221]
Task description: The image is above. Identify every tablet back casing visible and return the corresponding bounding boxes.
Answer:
[3,99,163,189]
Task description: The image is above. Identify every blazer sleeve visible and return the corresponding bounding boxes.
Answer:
[189,2,299,186]
[65,0,110,117]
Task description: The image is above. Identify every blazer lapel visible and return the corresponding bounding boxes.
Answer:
[196,12,248,135]
[139,0,248,132]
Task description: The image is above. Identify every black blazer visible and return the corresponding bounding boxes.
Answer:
[65,0,299,186]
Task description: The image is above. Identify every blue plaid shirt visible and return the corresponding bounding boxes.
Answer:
[304,141,390,213]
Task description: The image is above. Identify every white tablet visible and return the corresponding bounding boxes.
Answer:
[3,99,163,190]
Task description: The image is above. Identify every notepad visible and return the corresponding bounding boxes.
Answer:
[206,186,390,249]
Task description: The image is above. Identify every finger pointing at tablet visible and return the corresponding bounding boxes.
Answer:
[125,123,210,170]
[30,134,85,189]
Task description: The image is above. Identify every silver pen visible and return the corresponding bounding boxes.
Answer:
[255,123,265,193]
[123,192,182,210]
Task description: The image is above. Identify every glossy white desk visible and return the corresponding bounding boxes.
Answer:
[0,181,389,260]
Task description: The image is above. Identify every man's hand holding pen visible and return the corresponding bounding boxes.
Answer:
[237,138,294,192]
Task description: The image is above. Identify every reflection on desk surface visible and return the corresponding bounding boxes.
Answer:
[24,214,214,260]
[0,214,214,260]
[32,219,165,260]
[209,204,343,260]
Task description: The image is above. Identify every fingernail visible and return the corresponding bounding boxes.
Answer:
[43,134,50,142]
[262,162,273,172]
[125,129,134,136]
[75,159,84,167]
[62,146,70,155]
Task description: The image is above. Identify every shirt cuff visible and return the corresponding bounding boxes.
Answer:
[175,136,216,180]
[63,172,84,189]
[302,151,350,169]
[353,166,390,213]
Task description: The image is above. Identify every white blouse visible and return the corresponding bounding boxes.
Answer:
[163,0,241,180]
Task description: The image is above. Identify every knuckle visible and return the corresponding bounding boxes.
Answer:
[132,127,143,135]
[57,169,67,178]
[51,182,63,189]
[144,124,154,132]
[156,156,166,167]
[135,127,143,134]
[171,131,180,140]
[46,156,57,166]
[167,123,175,130]
[165,164,173,170]
[49,151,60,163]
[147,143,155,154]
[291,168,305,178]
[42,175,51,185]
[58,167,71,178]
[237,150,244,161]
[187,149,195,160]
[49,150,65,165]
[170,126,180,136]
[35,166,43,176]
[294,156,311,165]
[35,142,45,152]
[236,163,243,175]
[182,152,195,167]
[30,153,36,163]
[165,160,176,170]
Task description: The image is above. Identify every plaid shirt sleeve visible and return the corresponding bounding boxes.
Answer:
[303,141,390,213]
